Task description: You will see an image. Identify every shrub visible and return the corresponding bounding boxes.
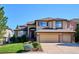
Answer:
[21,35,28,42]
[9,35,16,43]
[75,24,79,42]
[24,43,33,51]
[11,34,29,43]
[32,42,40,48]
[24,41,32,44]
[24,41,41,51]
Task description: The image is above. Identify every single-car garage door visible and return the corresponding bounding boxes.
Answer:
[62,33,71,43]
[39,33,59,43]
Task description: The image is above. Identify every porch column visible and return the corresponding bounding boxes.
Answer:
[48,22,53,28]
[36,33,40,42]
[53,21,56,29]
[36,21,39,30]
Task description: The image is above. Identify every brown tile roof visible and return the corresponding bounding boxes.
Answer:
[71,18,79,23]
[14,25,27,31]
[19,24,27,27]
[35,17,68,21]
[27,21,35,25]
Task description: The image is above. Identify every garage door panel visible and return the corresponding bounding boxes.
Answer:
[39,33,58,43]
[63,33,71,43]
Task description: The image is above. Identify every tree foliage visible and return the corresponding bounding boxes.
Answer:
[0,6,7,39]
[75,24,79,42]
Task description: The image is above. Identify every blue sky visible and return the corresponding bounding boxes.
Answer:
[2,4,79,29]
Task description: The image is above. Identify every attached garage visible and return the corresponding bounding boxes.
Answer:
[36,31,75,43]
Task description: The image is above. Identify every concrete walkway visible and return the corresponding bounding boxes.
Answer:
[40,43,79,54]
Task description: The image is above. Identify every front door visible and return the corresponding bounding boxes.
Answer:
[31,31,34,39]
[29,28,36,41]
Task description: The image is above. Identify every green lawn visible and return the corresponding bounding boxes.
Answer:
[0,43,24,53]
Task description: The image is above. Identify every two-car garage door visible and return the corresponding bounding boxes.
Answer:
[39,33,59,43]
[37,33,72,43]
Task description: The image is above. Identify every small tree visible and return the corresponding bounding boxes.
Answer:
[75,24,79,42]
[0,6,7,44]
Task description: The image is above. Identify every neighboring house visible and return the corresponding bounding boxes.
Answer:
[3,28,14,43]
[14,25,27,37]
[71,18,79,27]
[71,18,79,23]
[14,17,77,43]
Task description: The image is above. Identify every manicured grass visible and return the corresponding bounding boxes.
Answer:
[0,43,24,53]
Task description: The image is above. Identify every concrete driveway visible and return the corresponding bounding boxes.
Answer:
[40,43,79,54]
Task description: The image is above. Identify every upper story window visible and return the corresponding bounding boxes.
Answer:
[39,22,47,27]
[55,21,62,29]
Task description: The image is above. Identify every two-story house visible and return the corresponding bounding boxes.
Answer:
[14,17,76,43]
[35,18,76,43]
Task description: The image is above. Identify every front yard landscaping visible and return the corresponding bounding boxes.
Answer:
[0,41,42,53]
[0,43,24,53]
[24,41,42,51]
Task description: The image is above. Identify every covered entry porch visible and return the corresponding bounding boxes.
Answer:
[29,27,36,41]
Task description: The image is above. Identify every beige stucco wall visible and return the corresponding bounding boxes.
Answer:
[53,21,56,29]
[48,21,53,28]
[63,21,68,29]
[36,32,73,43]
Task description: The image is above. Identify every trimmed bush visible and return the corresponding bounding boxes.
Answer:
[32,42,40,48]
[24,44,33,51]
[24,41,41,51]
